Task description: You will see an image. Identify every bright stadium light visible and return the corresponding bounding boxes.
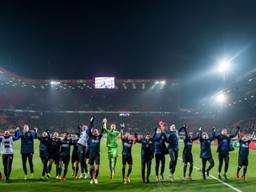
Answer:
[160,80,166,85]
[155,81,160,84]
[50,80,60,85]
[215,92,227,104]
[217,58,231,74]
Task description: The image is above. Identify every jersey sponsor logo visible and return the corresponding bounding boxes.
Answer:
[62,144,70,148]
[124,142,132,148]
[91,139,99,143]
[241,143,249,148]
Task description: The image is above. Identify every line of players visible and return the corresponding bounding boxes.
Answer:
[0,116,254,184]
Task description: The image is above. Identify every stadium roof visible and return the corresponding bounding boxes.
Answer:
[0,67,178,90]
[217,67,256,108]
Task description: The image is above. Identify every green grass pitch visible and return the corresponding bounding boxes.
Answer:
[0,140,255,192]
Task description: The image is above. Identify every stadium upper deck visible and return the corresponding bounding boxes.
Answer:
[0,67,179,112]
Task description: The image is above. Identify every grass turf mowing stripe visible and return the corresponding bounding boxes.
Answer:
[178,157,242,192]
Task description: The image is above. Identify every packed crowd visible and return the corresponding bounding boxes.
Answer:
[0,86,178,112]
[0,111,179,134]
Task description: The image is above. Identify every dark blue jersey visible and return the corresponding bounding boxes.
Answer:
[88,135,102,154]
[183,137,194,154]
[180,127,198,154]
[122,138,133,156]
[199,138,213,159]
[60,138,73,157]
[239,140,251,157]
[72,139,79,156]
[86,123,103,154]
[165,131,179,151]
[138,138,154,159]
[49,138,61,156]
[38,136,51,157]
[16,130,37,154]
[197,129,215,159]
[214,128,239,153]
[153,131,167,155]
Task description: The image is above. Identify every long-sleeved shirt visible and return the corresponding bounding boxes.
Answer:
[137,138,154,159]
[0,135,19,154]
[87,124,103,154]
[49,138,61,156]
[239,140,251,157]
[16,130,37,154]
[103,124,120,148]
[121,137,133,156]
[165,131,179,151]
[153,130,167,155]
[72,139,79,157]
[60,138,73,157]
[179,126,199,154]
[214,128,239,153]
[78,129,89,147]
[199,129,215,159]
[38,135,51,157]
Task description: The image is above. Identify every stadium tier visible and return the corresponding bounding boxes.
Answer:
[0,67,179,112]
[217,68,256,132]
[1,66,256,133]
[0,67,180,132]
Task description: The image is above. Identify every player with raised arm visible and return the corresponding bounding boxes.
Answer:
[236,129,254,182]
[37,130,51,180]
[153,121,167,182]
[0,130,19,182]
[71,133,80,179]
[15,125,38,180]
[136,133,154,183]
[58,132,74,181]
[198,127,215,180]
[87,116,103,184]
[179,125,199,180]
[120,124,135,184]
[77,124,89,179]
[102,117,120,179]
[47,132,61,179]
[214,126,240,180]
[165,123,183,181]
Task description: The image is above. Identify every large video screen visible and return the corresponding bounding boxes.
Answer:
[95,77,115,89]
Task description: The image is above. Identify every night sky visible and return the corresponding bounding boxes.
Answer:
[0,0,256,106]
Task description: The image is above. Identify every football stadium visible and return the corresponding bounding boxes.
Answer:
[1,1,256,192]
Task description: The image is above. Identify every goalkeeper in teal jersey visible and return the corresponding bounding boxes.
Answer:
[102,118,121,179]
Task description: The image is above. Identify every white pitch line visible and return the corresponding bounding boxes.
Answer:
[178,158,242,192]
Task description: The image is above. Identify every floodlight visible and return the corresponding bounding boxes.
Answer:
[215,93,226,103]
[217,58,231,73]
[50,81,60,85]
[160,80,166,85]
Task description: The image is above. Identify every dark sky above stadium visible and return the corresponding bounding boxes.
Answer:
[0,0,256,106]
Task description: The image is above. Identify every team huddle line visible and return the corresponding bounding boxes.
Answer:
[0,116,253,185]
